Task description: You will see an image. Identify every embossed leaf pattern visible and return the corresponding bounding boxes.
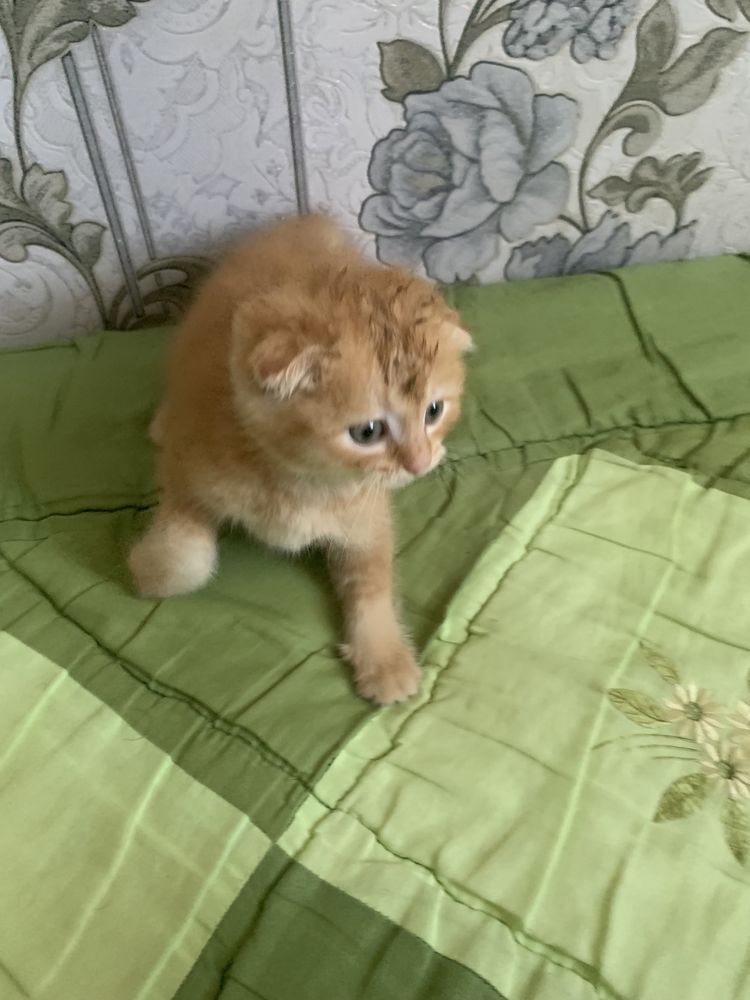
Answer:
[607,689,671,726]
[707,0,738,18]
[722,797,750,863]
[0,159,27,213]
[71,222,105,268]
[12,0,144,96]
[0,160,103,268]
[631,0,678,77]
[589,154,712,226]
[600,104,663,157]
[706,0,750,21]
[655,28,747,115]
[21,165,72,234]
[653,773,710,821]
[378,40,445,102]
[622,3,747,115]
[0,223,58,263]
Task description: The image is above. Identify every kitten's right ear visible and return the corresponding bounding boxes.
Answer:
[232,303,327,399]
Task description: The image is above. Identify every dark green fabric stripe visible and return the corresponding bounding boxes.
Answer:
[175,846,506,1000]
[0,540,312,838]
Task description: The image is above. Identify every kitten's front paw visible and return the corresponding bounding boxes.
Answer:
[348,642,422,705]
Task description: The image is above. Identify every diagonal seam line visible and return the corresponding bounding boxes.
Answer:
[5,409,750,526]
[0,544,315,791]
[521,471,693,943]
[601,270,712,421]
[308,803,628,1000]
[289,457,627,997]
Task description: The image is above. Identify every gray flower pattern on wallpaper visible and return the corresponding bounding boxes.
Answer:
[506,210,695,278]
[361,0,749,283]
[360,63,577,283]
[504,0,638,63]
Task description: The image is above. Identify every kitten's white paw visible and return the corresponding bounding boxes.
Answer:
[350,642,422,705]
[129,514,217,598]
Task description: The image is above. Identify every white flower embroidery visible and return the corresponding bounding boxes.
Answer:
[727,701,750,743]
[703,742,750,800]
[663,684,723,743]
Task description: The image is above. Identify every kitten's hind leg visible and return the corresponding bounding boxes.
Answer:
[328,499,421,705]
[129,502,218,598]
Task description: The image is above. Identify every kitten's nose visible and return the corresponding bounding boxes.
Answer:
[401,444,432,476]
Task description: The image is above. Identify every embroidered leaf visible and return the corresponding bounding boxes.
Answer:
[608,689,671,727]
[653,772,710,821]
[721,797,750,863]
[706,0,738,19]
[655,28,747,115]
[633,0,678,76]
[378,40,445,103]
[639,641,681,685]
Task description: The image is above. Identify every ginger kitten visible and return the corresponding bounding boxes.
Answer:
[129,215,471,704]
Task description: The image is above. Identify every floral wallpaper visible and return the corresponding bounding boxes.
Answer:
[0,0,748,345]
[361,0,749,281]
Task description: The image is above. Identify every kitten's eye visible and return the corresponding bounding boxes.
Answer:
[425,400,444,426]
[349,419,387,446]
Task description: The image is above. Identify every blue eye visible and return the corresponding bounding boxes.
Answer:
[425,400,444,425]
[349,419,387,446]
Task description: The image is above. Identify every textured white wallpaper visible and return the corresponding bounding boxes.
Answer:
[0,0,747,345]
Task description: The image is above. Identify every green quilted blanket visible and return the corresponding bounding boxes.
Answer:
[2,255,750,999]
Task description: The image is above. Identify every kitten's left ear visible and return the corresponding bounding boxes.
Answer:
[247,334,328,399]
[232,301,330,399]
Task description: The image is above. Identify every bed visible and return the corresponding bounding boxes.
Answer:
[2,254,750,999]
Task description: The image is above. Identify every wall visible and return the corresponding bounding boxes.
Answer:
[0,0,748,346]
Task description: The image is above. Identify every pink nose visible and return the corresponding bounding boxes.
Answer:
[402,446,432,476]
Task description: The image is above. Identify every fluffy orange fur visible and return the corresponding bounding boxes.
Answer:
[129,214,471,704]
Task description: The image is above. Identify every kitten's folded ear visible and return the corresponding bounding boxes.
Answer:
[232,301,330,399]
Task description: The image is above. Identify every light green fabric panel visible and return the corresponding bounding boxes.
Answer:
[282,453,750,1000]
[0,632,269,1000]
